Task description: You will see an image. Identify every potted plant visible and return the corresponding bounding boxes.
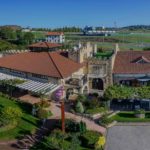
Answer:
[134,109,145,118]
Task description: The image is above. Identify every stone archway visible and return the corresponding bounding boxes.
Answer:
[92,78,104,90]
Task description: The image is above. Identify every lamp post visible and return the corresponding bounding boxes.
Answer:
[61,99,65,133]
[55,86,65,133]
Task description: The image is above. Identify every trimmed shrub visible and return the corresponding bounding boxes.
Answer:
[134,109,145,114]
[80,130,101,148]
[31,129,70,150]
[87,99,100,109]
[75,101,84,113]
[77,95,87,102]
[37,108,52,119]
[56,119,86,133]
[35,100,50,109]
[95,136,106,150]
[1,106,23,125]
[99,115,113,126]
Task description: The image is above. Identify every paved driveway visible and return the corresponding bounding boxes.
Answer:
[105,125,150,150]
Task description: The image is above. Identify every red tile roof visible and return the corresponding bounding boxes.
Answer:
[0,52,82,78]
[29,42,62,48]
[113,51,150,74]
[46,32,64,36]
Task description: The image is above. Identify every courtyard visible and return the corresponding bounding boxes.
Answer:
[105,125,150,150]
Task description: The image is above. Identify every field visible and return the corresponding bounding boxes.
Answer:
[29,30,150,51]
[65,32,150,51]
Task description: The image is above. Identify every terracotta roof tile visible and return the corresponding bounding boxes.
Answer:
[29,42,62,48]
[0,52,82,78]
[113,51,150,74]
[46,32,64,36]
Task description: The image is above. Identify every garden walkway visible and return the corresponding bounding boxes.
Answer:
[50,102,106,134]
[0,101,106,150]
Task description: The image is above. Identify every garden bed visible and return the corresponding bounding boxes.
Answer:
[111,111,150,122]
[31,119,105,150]
[85,107,107,115]
[0,96,39,140]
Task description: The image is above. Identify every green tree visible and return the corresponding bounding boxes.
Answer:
[136,86,150,99]
[37,108,52,120]
[104,85,134,101]
[77,94,87,102]
[69,134,81,150]
[0,27,16,40]
[1,106,22,125]
[23,32,34,44]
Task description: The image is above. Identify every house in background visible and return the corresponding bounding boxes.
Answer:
[113,50,150,87]
[28,42,62,52]
[46,32,65,43]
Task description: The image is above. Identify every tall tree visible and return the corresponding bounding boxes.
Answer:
[23,32,34,44]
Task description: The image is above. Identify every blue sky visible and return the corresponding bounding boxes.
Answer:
[0,0,150,28]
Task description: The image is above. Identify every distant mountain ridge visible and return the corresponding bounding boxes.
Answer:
[0,25,22,30]
[0,24,150,31]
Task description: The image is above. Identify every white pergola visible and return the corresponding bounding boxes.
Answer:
[0,72,60,95]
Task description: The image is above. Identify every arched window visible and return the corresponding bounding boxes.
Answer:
[92,78,103,90]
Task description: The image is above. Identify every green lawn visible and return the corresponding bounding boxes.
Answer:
[65,32,150,51]
[111,111,150,122]
[0,97,39,140]
[85,107,106,115]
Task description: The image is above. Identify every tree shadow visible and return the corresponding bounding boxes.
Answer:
[21,117,40,127]
[16,101,33,115]
[118,113,134,118]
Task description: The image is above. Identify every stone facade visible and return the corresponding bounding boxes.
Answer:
[87,55,114,95]
[66,42,118,96]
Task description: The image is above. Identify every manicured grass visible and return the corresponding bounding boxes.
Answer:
[65,32,150,51]
[0,96,39,140]
[111,111,150,122]
[85,107,106,115]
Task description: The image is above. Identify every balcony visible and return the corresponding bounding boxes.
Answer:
[65,75,87,87]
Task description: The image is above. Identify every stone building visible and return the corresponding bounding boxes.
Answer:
[67,42,118,96]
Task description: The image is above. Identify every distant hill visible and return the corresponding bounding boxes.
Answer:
[0,25,22,30]
[91,25,150,32]
[121,25,150,31]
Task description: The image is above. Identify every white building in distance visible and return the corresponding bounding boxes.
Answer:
[46,32,65,43]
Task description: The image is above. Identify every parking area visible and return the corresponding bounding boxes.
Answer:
[105,125,150,150]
